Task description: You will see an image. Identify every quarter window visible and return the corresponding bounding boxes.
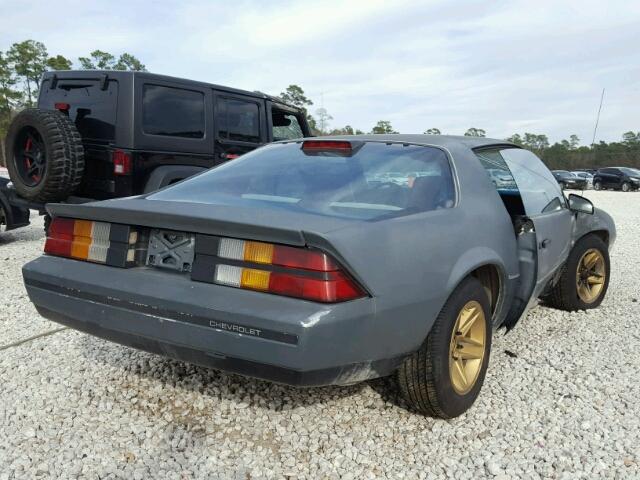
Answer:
[217,97,261,143]
[142,85,205,138]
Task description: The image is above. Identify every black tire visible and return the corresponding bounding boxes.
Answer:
[546,234,610,311]
[396,276,492,418]
[593,181,602,191]
[5,109,84,202]
[621,182,630,192]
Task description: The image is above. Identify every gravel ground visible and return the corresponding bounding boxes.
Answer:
[1,191,639,479]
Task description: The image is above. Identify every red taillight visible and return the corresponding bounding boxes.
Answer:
[44,217,74,257]
[269,270,363,303]
[44,217,137,267]
[54,102,70,112]
[212,237,366,303]
[112,149,132,175]
[272,244,338,271]
[302,140,352,152]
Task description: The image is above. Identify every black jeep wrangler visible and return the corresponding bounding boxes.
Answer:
[1,70,310,230]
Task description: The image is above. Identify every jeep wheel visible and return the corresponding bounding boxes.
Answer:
[396,276,491,418]
[593,181,602,191]
[546,234,610,311]
[5,109,84,203]
[621,182,630,192]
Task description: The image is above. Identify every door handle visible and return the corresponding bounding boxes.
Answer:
[540,239,551,249]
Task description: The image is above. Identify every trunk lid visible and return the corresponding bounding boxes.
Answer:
[47,197,357,247]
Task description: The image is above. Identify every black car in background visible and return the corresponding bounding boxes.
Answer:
[551,170,588,190]
[593,167,640,191]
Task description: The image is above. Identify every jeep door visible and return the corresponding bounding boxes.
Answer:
[500,148,574,294]
[212,91,268,163]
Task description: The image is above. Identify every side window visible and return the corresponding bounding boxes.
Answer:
[216,97,261,143]
[272,112,304,140]
[142,85,205,138]
[499,148,565,215]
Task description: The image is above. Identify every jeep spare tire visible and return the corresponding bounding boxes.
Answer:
[5,108,84,203]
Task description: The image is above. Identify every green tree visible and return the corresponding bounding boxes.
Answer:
[114,53,146,71]
[79,50,116,69]
[328,125,365,135]
[506,133,523,146]
[79,50,146,71]
[279,85,313,109]
[622,131,640,146]
[522,132,549,151]
[371,120,398,134]
[279,85,316,133]
[7,40,48,106]
[464,127,486,137]
[569,134,580,149]
[46,54,73,70]
[0,51,22,112]
[424,128,441,135]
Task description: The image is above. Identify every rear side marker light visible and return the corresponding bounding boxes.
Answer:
[209,237,365,303]
[113,149,132,175]
[44,217,138,267]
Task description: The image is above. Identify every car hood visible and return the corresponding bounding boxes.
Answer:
[46,196,358,247]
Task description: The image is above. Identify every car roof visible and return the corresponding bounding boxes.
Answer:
[298,134,518,150]
[42,70,302,112]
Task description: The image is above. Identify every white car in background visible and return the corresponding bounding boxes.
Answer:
[572,171,594,189]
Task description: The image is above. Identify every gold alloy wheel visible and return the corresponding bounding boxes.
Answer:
[576,248,606,304]
[449,300,486,395]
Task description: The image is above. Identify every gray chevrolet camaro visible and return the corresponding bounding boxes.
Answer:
[22,135,615,418]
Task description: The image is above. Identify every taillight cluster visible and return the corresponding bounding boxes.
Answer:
[193,237,366,303]
[44,217,138,267]
[43,217,366,303]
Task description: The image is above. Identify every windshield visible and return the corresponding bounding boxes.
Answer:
[150,142,456,220]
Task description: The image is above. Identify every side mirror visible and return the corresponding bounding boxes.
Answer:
[568,194,594,214]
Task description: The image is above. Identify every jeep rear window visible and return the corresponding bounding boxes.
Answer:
[149,142,455,220]
[39,78,118,141]
[142,85,205,138]
[272,112,303,141]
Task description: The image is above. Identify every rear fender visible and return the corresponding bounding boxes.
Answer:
[445,247,509,327]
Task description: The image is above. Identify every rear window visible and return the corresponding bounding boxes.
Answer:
[150,142,455,220]
[272,112,303,141]
[142,85,205,138]
[39,78,118,141]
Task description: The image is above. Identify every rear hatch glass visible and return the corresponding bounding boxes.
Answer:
[149,142,456,220]
[39,77,118,142]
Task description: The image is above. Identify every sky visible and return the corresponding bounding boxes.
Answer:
[1,0,638,144]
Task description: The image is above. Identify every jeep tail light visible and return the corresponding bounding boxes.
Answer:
[112,149,132,175]
[54,102,70,112]
[44,217,138,267]
[208,238,365,303]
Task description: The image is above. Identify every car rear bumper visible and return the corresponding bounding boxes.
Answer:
[23,256,407,386]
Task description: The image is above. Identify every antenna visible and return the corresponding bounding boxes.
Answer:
[590,88,605,148]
